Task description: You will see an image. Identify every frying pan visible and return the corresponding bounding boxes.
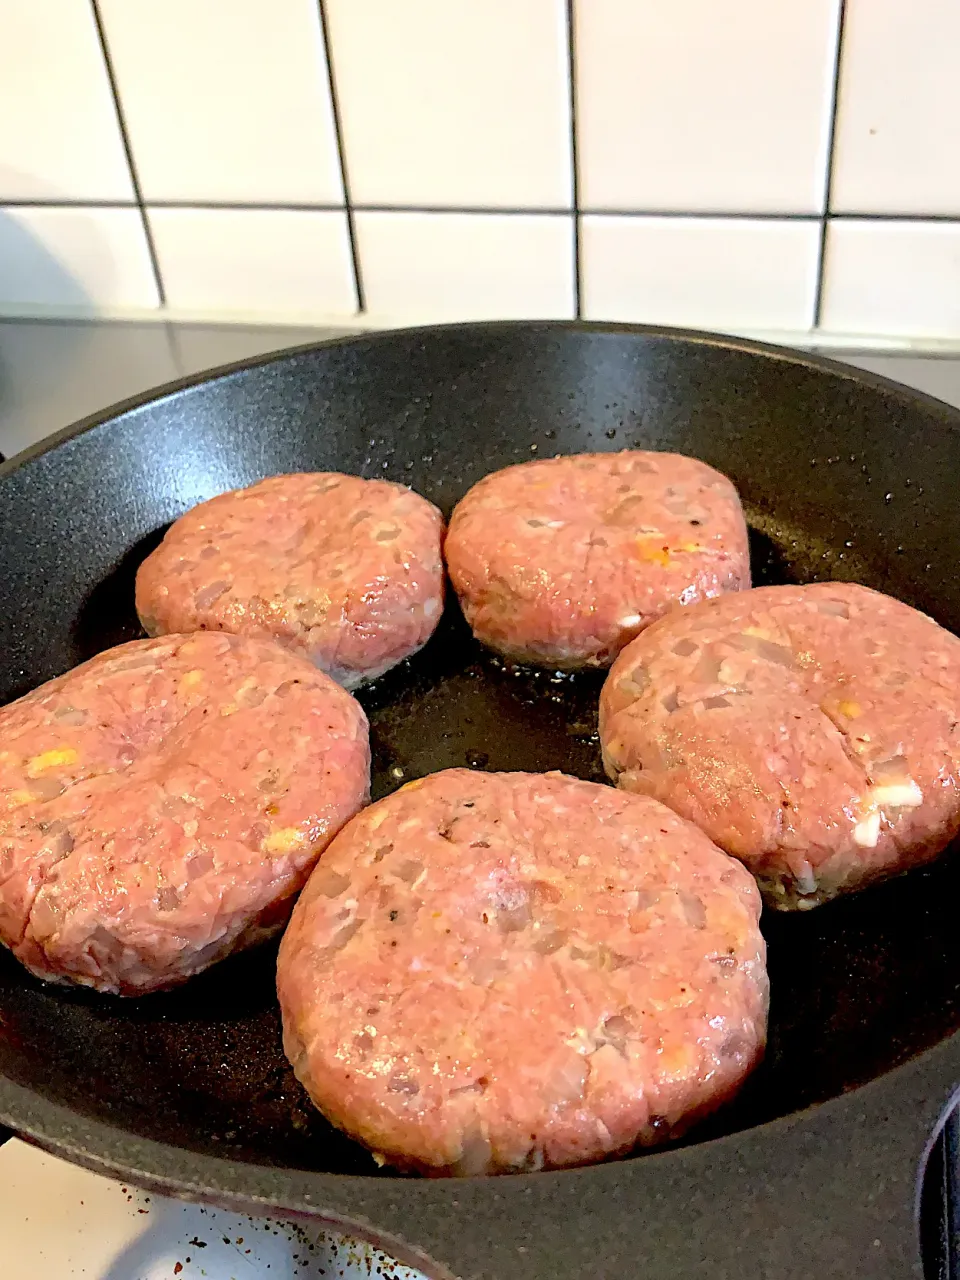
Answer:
[0,320,959,1280]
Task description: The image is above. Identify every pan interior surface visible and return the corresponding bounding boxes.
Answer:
[0,323,958,1176]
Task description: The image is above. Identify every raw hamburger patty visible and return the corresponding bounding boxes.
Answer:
[136,473,445,689]
[445,451,749,668]
[277,769,767,1176]
[0,632,370,995]
[600,582,960,909]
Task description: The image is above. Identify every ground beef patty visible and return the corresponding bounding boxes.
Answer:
[445,451,749,668]
[277,769,767,1176]
[600,582,960,909]
[0,632,370,994]
[136,473,445,689]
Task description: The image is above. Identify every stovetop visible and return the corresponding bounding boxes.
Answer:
[1,317,959,1280]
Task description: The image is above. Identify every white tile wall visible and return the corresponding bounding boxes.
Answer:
[0,0,960,340]
[0,207,158,310]
[575,0,841,214]
[0,0,133,201]
[324,0,571,209]
[581,217,820,332]
[830,0,960,215]
[355,212,574,322]
[96,0,343,205]
[147,208,356,316]
[820,221,960,339]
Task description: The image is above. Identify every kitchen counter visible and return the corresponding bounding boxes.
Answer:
[1,317,958,1280]
[0,318,357,460]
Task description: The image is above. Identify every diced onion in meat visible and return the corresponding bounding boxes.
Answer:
[870,780,923,809]
[853,811,881,848]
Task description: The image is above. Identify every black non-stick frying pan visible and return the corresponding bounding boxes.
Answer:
[1,321,959,1279]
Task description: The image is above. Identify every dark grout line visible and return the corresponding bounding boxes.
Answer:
[348,204,572,217]
[829,211,960,223]
[4,197,960,225]
[316,0,365,313]
[0,198,571,216]
[150,200,346,213]
[160,317,182,376]
[581,209,822,222]
[566,0,582,319]
[813,0,848,328]
[0,200,824,220]
[0,199,141,209]
[88,0,166,307]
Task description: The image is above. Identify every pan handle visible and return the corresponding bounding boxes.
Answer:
[922,1108,960,1280]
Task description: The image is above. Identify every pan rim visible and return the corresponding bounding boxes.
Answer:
[2,319,958,484]
[1,1025,957,1199]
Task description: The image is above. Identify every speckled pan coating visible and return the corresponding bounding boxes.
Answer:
[445,451,749,668]
[600,582,960,909]
[136,473,445,689]
[0,632,370,994]
[278,768,767,1176]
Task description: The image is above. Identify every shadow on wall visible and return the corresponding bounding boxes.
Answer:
[0,161,110,312]
[0,177,111,460]
[0,208,96,312]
